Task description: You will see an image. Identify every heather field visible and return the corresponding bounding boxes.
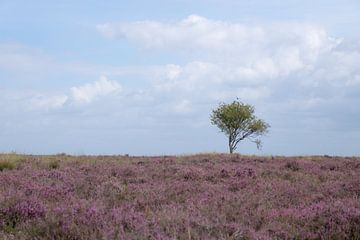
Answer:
[1,154,360,239]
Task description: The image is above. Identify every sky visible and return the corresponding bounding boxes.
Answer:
[0,0,360,156]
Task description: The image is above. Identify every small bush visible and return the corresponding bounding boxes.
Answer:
[285,161,301,171]
[0,161,16,171]
[48,160,60,170]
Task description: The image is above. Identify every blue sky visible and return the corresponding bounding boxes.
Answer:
[1,0,360,155]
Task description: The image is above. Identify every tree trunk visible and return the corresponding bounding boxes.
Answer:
[229,136,234,154]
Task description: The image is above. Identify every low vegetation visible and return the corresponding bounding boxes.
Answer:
[1,154,360,239]
[0,161,16,171]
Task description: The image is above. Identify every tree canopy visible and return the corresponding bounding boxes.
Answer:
[211,100,269,153]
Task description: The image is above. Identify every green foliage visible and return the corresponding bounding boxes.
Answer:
[48,160,60,170]
[210,100,269,153]
[0,161,16,171]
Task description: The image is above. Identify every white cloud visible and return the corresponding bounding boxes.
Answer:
[30,95,68,110]
[95,16,360,140]
[98,15,344,102]
[24,76,123,111]
[97,15,267,51]
[97,15,340,57]
[70,75,122,104]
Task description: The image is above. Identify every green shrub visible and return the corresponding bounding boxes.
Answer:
[285,161,301,171]
[0,161,16,171]
[48,160,60,170]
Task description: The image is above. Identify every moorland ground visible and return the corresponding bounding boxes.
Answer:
[1,153,360,239]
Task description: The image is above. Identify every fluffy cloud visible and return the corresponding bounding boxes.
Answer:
[98,15,346,103]
[25,76,123,111]
[97,15,339,62]
[70,75,122,104]
[96,15,360,149]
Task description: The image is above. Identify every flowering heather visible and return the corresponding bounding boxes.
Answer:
[1,154,360,239]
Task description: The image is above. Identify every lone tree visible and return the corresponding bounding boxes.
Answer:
[210,100,269,154]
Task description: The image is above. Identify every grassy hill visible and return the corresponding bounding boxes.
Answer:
[1,153,360,239]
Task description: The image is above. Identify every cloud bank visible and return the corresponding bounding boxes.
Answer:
[97,15,347,101]
[97,15,360,138]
